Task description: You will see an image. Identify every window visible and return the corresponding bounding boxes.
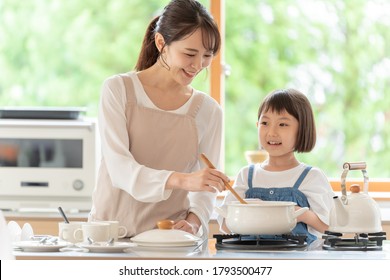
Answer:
[0,0,210,115]
[218,0,390,181]
[1,0,389,185]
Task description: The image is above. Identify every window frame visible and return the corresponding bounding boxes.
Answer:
[209,0,390,196]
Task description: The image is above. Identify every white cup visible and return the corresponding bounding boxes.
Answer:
[100,221,128,241]
[73,222,110,243]
[58,222,85,243]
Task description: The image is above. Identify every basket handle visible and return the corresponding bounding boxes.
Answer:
[343,162,366,170]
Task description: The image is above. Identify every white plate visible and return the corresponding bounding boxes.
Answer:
[21,223,34,241]
[127,244,197,252]
[130,229,201,245]
[13,240,71,252]
[76,242,136,253]
[125,244,201,257]
[131,240,198,247]
[7,221,22,242]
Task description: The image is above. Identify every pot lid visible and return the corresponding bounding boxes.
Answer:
[130,229,201,245]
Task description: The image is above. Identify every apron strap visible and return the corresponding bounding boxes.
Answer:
[119,74,137,104]
[292,166,312,190]
[186,92,205,118]
[247,164,255,189]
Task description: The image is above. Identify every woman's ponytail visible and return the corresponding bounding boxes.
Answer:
[135,16,160,71]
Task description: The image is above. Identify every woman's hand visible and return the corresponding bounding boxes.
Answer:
[173,220,199,235]
[173,212,201,235]
[166,168,229,193]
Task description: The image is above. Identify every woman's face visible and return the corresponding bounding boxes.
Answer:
[257,109,299,158]
[163,29,214,85]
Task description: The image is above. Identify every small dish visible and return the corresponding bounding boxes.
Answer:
[13,240,71,252]
[76,242,136,253]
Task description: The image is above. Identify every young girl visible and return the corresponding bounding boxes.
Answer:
[218,88,334,244]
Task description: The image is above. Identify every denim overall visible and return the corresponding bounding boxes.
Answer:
[245,164,317,244]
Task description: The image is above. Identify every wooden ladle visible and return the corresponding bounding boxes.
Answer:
[200,153,247,204]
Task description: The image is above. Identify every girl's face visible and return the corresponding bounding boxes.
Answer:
[163,29,214,85]
[257,109,299,158]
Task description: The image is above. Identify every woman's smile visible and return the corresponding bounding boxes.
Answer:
[182,68,197,78]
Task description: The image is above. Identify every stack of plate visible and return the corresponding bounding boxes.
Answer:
[127,229,203,257]
[130,229,201,247]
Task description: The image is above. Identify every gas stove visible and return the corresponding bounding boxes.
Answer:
[213,234,307,251]
[322,231,386,251]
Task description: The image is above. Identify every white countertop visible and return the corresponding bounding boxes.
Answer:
[13,240,390,260]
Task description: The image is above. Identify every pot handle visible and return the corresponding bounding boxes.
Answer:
[292,207,309,219]
[214,206,227,218]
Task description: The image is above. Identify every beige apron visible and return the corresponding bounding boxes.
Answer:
[91,74,204,237]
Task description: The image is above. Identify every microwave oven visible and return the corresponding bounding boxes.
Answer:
[0,118,98,212]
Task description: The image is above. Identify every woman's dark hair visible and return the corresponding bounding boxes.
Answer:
[135,0,221,71]
[257,89,317,153]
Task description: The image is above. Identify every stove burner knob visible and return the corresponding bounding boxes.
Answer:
[73,179,84,191]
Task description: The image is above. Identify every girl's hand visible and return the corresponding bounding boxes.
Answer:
[166,168,229,193]
[294,205,328,233]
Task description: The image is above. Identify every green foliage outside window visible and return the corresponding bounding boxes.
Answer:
[1,0,389,178]
[224,0,390,178]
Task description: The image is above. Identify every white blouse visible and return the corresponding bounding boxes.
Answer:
[97,72,223,228]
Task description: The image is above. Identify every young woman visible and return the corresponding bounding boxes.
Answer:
[89,0,229,239]
[218,89,335,244]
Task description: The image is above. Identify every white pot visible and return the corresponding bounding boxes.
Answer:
[215,200,308,235]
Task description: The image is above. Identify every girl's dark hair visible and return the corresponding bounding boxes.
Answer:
[135,0,221,71]
[257,89,316,153]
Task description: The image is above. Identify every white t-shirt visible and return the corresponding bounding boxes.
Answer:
[218,162,335,237]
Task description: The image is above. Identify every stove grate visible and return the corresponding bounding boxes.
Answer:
[213,234,308,251]
[322,231,386,251]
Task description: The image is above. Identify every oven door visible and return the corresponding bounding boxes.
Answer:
[0,118,98,212]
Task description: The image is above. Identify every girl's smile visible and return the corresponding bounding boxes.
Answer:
[267,140,282,145]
